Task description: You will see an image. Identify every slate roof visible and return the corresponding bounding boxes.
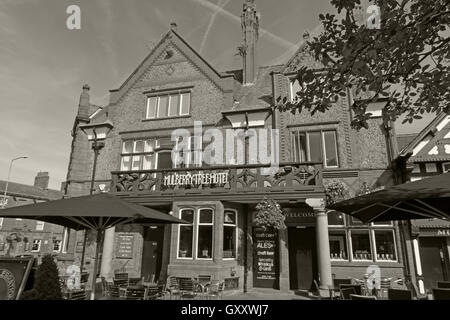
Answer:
[228,65,284,111]
[0,180,62,201]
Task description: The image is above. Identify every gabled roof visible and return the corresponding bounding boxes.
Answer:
[0,180,62,201]
[108,28,234,105]
[400,111,450,162]
[283,41,323,74]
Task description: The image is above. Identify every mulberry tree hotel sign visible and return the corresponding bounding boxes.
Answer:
[163,171,229,187]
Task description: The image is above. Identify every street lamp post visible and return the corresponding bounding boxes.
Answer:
[79,121,113,300]
[1,156,28,209]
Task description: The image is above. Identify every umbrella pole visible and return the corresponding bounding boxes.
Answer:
[90,229,104,300]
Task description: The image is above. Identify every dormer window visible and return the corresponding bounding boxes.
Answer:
[146,91,191,119]
[289,79,302,103]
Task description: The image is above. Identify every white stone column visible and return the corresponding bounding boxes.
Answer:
[306,198,332,296]
[100,226,115,281]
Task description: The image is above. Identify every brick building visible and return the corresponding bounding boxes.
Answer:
[0,172,77,273]
[64,0,407,293]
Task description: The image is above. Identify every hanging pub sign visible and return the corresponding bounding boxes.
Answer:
[0,257,34,300]
[253,228,279,289]
[163,171,229,187]
[116,234,134,259]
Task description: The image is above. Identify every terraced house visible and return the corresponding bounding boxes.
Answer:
[64,0,408,294]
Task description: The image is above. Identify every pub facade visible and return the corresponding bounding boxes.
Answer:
[64,0,406,293]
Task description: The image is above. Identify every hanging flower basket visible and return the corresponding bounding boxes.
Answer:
[254,197,286,231]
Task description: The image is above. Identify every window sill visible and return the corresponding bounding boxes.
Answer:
[331,260,402,268]
[142,115,191,122]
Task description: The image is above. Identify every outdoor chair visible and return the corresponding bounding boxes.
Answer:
[340,287,357,300]
[166,276,181,300]
[179,278,198,300]
[114,272,129,287]
[146,285,159,300]
[157,281,166,299]
[80,272,89,289]
[350,294,377,300]
[432,288,450,300]
[108,284,121,299]
[437,281,450,289]
[340,284,362,296]
[207,281,224,300]
[379,278,392,299]
[196,275,212,293]
[388,288,413,300]
[126,287,146,300]
[67,289,86,300]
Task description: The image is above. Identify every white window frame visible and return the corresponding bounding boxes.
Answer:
[53,239,62,253]
[223,209,238,260]
[373,229,398,262]
[291,130,339,168]
[146,92,191,119]
[327,211,345,227]
[177,208,195,260]
[329,231,348,261]
[196,208,214,260]
[31,239,42,252]
[349,229,373,261]
[36,221,45,231]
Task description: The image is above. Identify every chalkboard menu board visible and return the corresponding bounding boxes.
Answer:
[116,234,134,259]
[0,257,34,300]
[253,228,279,289]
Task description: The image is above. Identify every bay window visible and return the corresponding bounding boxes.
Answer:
[291,129,339,167]
[197,209,213,259]
[178,209,194,258]
[328,213,398,263]
[177,208,214,260]
[223,210,237,259]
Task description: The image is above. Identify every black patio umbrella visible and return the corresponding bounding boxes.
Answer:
[329,172,450,223]
[0,192,185,299]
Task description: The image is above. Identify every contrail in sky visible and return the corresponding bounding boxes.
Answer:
[189,0,295,49]
[199,0,232,54]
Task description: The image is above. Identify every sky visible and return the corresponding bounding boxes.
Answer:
[0,0,435,190]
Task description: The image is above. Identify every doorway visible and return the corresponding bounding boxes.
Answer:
[288,226,318,291]
[141,225,164,282]
[419,237,450,290]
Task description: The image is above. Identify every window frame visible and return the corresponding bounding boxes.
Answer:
[35,221,45,231]
[223,209,238,260]
[329,214,398,263]
[372,229,398,262]
[53,239,62,253]
[62,227,70,254]
[177,208,195,260]
[145,91,191,120]
[120,139,171,171]
[196,208,214,260]
[290,129,339,168]
[31,239,42,253]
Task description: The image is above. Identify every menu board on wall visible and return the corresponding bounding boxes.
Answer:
[253,228,279,289]
[116,234,134,259]
[0,257,34,300]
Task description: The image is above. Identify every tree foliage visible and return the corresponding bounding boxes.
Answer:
[325,180,350,206]
[33,254,63,300]
[279,0,450,129]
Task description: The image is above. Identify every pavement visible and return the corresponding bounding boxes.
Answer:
[220,288,312,300]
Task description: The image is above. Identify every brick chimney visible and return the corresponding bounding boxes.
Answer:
[34,172,49,190]
[77,84,91,120]
[241,0,259,85]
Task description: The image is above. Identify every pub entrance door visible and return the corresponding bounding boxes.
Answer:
[288,226,318,291]
[419,237,450,290]
[141,225,164,282]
